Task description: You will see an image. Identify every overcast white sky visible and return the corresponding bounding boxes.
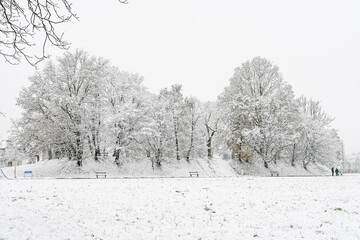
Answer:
[0,0,359,154]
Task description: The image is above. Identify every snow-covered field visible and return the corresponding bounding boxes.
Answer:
[1,175,359,240]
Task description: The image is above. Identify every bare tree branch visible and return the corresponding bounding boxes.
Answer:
[0,0,127,67]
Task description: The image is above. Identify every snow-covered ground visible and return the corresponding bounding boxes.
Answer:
[1,175,359,240]
[0,156,328,179]
[1,157,238,179]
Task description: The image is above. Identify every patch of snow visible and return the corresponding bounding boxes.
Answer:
[0,175,359,239]
[1,157,239,179]
[0,157,329,179]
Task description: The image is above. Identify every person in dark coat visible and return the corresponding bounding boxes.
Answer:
[335,168,339,176]
[331,167,334,176]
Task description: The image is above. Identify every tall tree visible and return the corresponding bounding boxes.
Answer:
[296,96,341,169]
[141,94,172,168]
[160,84,185,161]
[16,50,111,166]
[203,101,220,159]
[183,97,203,161]
[219,56,297,167]
[104,69,148,165]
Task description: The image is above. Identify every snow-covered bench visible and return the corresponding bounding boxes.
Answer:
[189,171,199,177]
[270,171,279,177]
[95,171,107,178]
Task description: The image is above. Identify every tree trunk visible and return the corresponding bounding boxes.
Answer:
[186,120,195,161]
[175,136,180,160]
[174,126,180,161]
[172,110,180,161]
[103,148,107,158]
[258,144,268,168]
[92,130,101,161]
[151,156,154,169]
[204,112,219,160]
[303,156,311,170]
[273,150,280,165]
[76,159,82,167]
[48,148,52,160]
[94,147,101,161]
[76,149,83,166]
[262,152,268,168]
[238,143,243,162]
[291,143,296,166]
[155,138,163,166]
[207,138,212,159]
[114,149,121,165]
[87,135,94,158]
[75,131,83,167]
[206,130,216,159]
[264,160,268,168]
[238,153,243,163]
[155,148,162,167]
[67,148,72,160]
[302,147,311,170]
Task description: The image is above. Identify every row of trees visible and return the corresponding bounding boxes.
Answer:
[12,50,220,167]
[12,51,342,169]
[219,57,343,169]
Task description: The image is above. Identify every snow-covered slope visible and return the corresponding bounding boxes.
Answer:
[1,156,329,179]
[230,159,329,177]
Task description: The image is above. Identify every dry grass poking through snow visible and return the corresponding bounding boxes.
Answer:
[0,175,359,240]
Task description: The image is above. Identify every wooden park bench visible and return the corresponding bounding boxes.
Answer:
[95,171,107,178]
[270,171,279,177]
[24,170,33,178]
[189,171,199,177]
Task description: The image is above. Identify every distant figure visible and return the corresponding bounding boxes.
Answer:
[335,168,339,176]
[331,167,334,176]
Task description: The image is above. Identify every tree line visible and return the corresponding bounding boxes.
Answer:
[11,51,343,169]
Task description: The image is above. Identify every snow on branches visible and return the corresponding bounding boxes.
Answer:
[14,53,342,169]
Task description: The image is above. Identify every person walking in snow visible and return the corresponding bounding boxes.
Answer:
[331,167,334,176]
[335,168,339,176]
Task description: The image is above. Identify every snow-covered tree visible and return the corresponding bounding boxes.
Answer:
[13,52,344,172]
[295,96,341,169]
[16,50,111,166]
[159,84,186,161]
[103,69,149,165]
[203,101,221,159]
[182,96,205,161]
[141,94,172,168]
[219,57,298,167]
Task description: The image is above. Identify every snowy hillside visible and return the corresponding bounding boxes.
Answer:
[1,157,329,179]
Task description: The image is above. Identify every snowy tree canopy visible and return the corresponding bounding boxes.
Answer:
[13,53,342,170]
[219,56,342,168]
